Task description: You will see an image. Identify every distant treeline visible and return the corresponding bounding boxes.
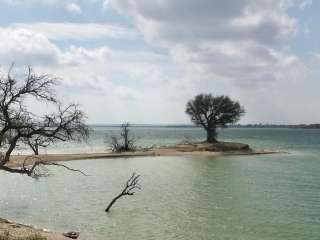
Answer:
[91,124,320,129]
[231,124,320,129]
[90,124,197,128]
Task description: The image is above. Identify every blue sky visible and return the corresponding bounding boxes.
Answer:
[0,0,319,124]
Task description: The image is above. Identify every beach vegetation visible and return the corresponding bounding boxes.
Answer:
[109,123,137,152]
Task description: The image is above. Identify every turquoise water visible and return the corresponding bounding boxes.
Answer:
[1,128,320,239]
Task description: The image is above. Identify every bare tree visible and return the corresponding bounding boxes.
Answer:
[0,66,89,176]
[186,94,245,143]
[24,135,53,155]
[105,172,141,212]
[109,123,137,152]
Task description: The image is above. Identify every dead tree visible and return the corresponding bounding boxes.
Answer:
[109,123,137,152]
[24,135,53,155]
[0,65,89,177]
[105,172,141,212]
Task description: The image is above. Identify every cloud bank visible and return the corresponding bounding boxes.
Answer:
[0,0,318,124]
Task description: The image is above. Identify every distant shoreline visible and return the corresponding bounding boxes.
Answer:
[89,124,320,129]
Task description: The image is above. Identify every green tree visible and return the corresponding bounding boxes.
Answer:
[186,94,245,143]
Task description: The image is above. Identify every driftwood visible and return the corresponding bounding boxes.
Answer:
[63,232,80,239]
[105,172,141,212]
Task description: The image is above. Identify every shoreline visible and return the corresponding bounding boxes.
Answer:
[0,218,69,240]
[7,142,286,168]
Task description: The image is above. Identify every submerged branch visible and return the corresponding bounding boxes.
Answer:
[0,155,88,178]
[105,172,141,212]
[42,162,89,176]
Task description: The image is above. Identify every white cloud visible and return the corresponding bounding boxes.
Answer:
[13,22,138,41]
[60,45,111,65]
[101,0,316,124]
[0,25,183,123]
[0,0,83,5]
[0,27,59,65]
[0,0,318,124]
[0,0,69,6]
[65,3,82,14]
[105,0,303,88]
[0,1,90,14]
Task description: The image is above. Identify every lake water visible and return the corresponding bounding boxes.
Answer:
[1,127,320,240]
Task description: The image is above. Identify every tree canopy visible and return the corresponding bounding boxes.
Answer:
[186,94,245,142]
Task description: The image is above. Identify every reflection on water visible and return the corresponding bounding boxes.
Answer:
[1,128,320,239]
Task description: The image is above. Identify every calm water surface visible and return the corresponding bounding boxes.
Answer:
[0,128,320,240]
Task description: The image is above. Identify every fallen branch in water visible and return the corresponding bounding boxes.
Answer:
[0,155,88,178]
[105,172,141,212]
[42,162,89,176]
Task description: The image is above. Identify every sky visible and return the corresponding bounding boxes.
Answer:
[0,0,319,124]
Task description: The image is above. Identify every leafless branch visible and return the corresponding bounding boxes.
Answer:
[0,65,89,176]
[105,172,141,212]
[42,162,89,176]
[0,155,88,178]
[108,123,137,152]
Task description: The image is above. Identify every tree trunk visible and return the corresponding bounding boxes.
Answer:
[206,127,218,143]
[105,194,122,212]
[27,141,39,155]
[105,172,140,213]
[3,136,20,164]
[34,146,39,155]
